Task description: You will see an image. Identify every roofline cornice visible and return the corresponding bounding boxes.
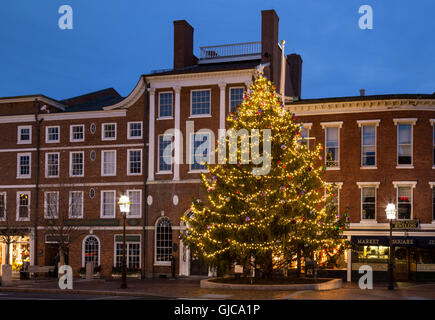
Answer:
[103,76,146,111]
[144,68,256,83]
[0,96,66,111]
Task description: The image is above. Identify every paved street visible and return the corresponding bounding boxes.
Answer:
[0,291,168,300]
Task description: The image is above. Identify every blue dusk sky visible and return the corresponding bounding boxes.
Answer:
[0,0,434,100]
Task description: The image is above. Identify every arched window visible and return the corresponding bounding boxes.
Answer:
[83,236,100,267]
[155,217,172,263]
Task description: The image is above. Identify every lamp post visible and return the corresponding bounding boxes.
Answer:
[118,194,131,289]
[385,198,397,290]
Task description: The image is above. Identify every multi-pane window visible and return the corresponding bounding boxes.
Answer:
[115,240,140,269]
[44,191,59,218]
[101,191,115,218]
[46,153,59,177]
[326,184,340,214]
[191,90,210,116]
[300,124,311,147]
[102,150,116,176]
[83,236,100,267]
[128,122,142,139]
[155,217,172,263]
[128,150,142,175]
[17,192,30,220]
[361,187,376,220]
[70,152,84,176]
[128,190,141,218]
[433,126,435,166]
[158,135,172,172]
[397,124,412,165]
[191,133,210,171]
[102,123,117,141]
[0,193,6,220]
[18,126,31,144]
[397,186,412,220]
[46,126,59,143]
[361,125,376,166]
[17,153,31,178]
[325,127,339,168]
[159,92,173,118]
[230,87,244,112]
[69,191,83,218]
[70,125,84,142]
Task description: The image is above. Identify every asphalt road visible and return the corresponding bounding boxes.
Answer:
[0,291,170,300]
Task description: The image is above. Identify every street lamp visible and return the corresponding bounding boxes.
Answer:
[385,198,397,290]
[118,194,131,289]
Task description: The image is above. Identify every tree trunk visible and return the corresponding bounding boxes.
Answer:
[5,238,10,265]
[262,252,273,279]
[296,247,301,278]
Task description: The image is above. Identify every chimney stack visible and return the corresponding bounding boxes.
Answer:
[360,89,366,96]
[173,20,196,70]
[287,54,303,98]
[261,10,279,84]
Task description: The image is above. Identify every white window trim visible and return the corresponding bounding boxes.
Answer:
[358,121,379,168]
[69,151,85,177]
[70,124,85,142]
[16,191,30,221]
[44,191,59,219]
[127,189,142,218]
[228,86,245,112]
[113,234,141,268]
[189,132,211,173]
[190,89,211,117]
[321,122,342,170]
[102,123,117,141]
[154,217,172,266]
[82,235,101,268]
[325,182,342,216]
[127,121,143,139]
[157,134,173,174]
[69,191,84,219]
[127,149,143,176]
[17,153,31,179]
[357,182,380,223]
[45,126,60,143]
[17,125,32,144]
[395,120,415,168]
[430,182,435,223]
[100,190,116,218]
[101,150,117,177]
[157,91,174,120]
[45,152,60,178]
[0,192,6,221]
[392,181,416,221]
[300,122,312,148]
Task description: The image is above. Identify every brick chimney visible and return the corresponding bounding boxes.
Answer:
[173,20,197,70]
[261,10,280,85]
[287,54,303,97]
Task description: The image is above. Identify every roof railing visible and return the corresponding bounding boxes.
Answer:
[200,41,261,60]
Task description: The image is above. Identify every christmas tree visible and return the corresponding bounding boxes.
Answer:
[182,71,348,278]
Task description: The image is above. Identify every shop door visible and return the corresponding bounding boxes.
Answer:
[45,244,59,266]
[190,254,208,276]
[394,247,409,281]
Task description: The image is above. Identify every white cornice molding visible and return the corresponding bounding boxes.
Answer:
[356,182,380,188]
[392,181,417,188]
[357,119,380,127]
[104,77,146,111]
[0,96,66,111]
[320,121,343,128]
[301,122,312,129]
[393,118,418,125]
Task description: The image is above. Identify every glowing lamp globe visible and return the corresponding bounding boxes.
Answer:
[118,195,131,214]
[385,201,396,220]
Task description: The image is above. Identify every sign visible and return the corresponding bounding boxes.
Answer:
[393,219,419,230]
[65,219,120,227]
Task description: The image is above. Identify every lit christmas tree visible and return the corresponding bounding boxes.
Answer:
[182,71,348,278]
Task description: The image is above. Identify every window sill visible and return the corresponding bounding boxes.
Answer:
[17,176,31,179]
[188,170,208,174]
[153,262,171,267]
[45,176,59,178]
[127,136,143,140]
[101,138,117,142]
[396,165,414,169]
[101,174,116,177]
[127,173,143,176]
[360,166,377,170]
[45,141,59,144]
[68,216,83,219]
[156,171,172,175]
[326,167,340,171]
[360,220,378,224]
[189,114,212,119]
[16,218,30,222]
[17,142,31,145]
[157,117,174,121]
[70,140,85,143]
[100,216,116,219]
[70,175,85,178]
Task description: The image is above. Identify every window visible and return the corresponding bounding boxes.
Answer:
[45,153,59,178]
[0,193,6,221]
[102,123,117,141]
[70,125,85,142]
[229,87,244,112]
[17,126,32,144]
[325,184,340,214]
[44,191,59,218]
[300,123,312,148]
[70,152,84,177]
[191,90,211,116]
[128,122,143,139]
[17,153,31,178]
[433,126,435,167]
[361,187,376,220]
[127,190,141,218]
[46,126,59,143]
[158,92,173,118]
[321,122,342,169]
[101,190,115,218]
[155,217,172,264]
[397,186,412,220]
[69,191,83,218]
[16,192,30,221]
[83,236,100,267]
[397,124,412,165]
[361,125,376,166]
[101,150,116,176]
[128,149,142,175]
[115,235,141,269]
[190,133,210,171]
[433,187,435,221]
[158,135,173,172]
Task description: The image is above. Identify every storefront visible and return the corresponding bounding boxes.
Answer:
[350,235,435,282]
[0,236,31,270]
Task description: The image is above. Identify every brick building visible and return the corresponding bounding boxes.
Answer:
[0,9,434,282]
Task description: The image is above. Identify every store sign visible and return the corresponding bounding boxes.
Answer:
[393,220,419,230]
[65,219,119,226]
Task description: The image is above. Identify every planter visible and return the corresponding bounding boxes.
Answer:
[111,273,141,279]
[79,272,101,279]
